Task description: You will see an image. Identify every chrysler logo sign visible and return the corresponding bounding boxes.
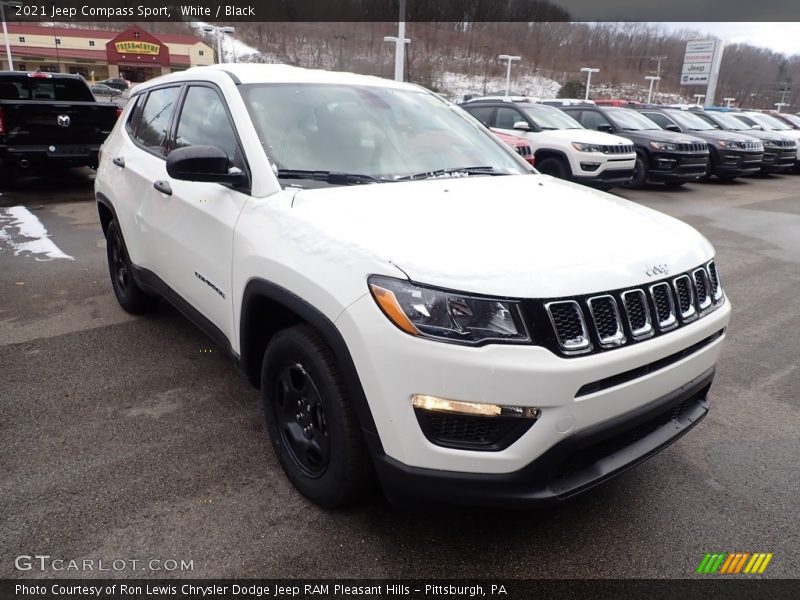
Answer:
[57,115,71,128]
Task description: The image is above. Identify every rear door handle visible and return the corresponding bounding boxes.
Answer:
[112,156,125,168]
[153,180,172,196]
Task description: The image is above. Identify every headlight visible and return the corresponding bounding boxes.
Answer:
[718,140,740,149]
[650,141,678,151]
[763,140,779,148]
[368,276,530,344]
[572,142,603,152]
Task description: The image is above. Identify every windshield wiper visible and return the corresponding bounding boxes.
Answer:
[276,169,382,185]
[393,166,503,182]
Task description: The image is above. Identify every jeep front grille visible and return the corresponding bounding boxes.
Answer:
[527,261,724,357]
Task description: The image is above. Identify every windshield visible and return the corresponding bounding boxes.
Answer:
[708,112,749,130]
[748,112,792,131]
[239,83,531,184]
[665,110,715,131]
[606,108,660,131]
[522,105,584,129]
[779,113,800,128]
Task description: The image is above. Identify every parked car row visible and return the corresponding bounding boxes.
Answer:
[472,96,799,189]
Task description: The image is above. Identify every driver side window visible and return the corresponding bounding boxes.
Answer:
[581,111,613,131]
[495,107,523,129]
[644,113,675,129]
[173,86,240,164]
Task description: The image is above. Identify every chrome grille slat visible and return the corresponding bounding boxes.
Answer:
[545,300,592,354]
[588,295,625,347]
[672,275,697,322]
[706,260,722,301]
[621,289,653,340]
[693,268,712,311]
[649,282,678,330]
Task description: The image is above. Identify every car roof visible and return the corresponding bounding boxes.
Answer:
[132,63,415,94]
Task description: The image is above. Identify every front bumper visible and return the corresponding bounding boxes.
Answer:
[375,367,714,508]
[571,154,636,185]
[336,291,730,477]
[714,149,763,176]
[647,151,709,181]
[759,148,795,172]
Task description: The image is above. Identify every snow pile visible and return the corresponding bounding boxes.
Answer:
[189,22,277,63]
[439,71,561,102]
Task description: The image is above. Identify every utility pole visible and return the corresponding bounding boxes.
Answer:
[580,67,599,100]
[652,55,667,93]
[334,34,347,71]
[499,54,521,97]
[383,0,410,82]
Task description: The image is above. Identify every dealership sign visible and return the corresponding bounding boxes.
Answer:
[114,41,161,55]
[681,40,718,86]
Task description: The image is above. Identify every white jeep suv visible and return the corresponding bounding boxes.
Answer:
[461,97,636,188]
[95,64,730,508]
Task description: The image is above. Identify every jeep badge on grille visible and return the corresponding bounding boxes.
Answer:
[646,264,670,277]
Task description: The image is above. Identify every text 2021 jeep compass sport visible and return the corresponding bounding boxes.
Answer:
[95,64,731,508]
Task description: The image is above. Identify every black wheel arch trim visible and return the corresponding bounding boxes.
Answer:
[241,278,383,452]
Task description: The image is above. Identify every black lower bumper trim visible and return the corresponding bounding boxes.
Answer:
[375,368,714,508]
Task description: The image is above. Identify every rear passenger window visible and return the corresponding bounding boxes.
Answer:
[133,86,181,155]
[173,86,239,162]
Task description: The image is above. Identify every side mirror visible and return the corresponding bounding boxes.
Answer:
[597,123,614,133]
[665,124,681,133]
[513,121,531,131]
[166,145,246,185]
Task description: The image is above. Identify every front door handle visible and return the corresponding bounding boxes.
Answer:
[112,156,125,168]
[153,180,172,196]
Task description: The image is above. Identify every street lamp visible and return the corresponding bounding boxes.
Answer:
[645,75,660,104]
[498,54,521,97]
[202,25,235,64]
[693,94,705,105]
[383,0,409,82]
[580,67,599,101]
[774,102,789,113]
[1,0,23,71]
[723,97,736,108]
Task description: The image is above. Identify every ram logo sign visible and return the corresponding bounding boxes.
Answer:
[696,552,774,575]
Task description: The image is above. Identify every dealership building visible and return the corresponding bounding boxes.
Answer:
[0,24,214,81]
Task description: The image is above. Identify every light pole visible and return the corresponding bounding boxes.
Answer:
[775,102,789,113]
[383,0,409,82]
[498,54,521,97]
[723,97,735,108]
[645,75,660,104]
[652,55,667,93]
[580,67,599,100]
[202,25,235,63]
[693,93,705,105]
[1,1,23,71]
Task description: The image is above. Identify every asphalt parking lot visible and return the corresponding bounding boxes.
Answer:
[1,169,799,579]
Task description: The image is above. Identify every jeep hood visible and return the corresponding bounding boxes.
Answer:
[288,175,714,298]
[536,128,634,146]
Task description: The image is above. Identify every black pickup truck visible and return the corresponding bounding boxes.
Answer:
[0,71,120,180]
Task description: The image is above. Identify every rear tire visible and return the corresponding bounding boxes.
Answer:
[536,157,570,180]
[261,324,372,507]
[106,220,157,314]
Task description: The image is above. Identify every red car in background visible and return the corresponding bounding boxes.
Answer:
[491,129,536,166]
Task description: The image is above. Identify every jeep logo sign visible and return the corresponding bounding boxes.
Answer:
[646,264,670,277]
[57,115,71,128]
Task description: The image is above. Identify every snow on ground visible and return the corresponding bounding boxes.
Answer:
[439,71,561,102]
[0,207,74,261]
[189,22,271,63]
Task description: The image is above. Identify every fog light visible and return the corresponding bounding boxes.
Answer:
[580,162,601,172]
[411,394,540,418]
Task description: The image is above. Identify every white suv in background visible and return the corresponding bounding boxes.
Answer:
[461,97,636,188]
[95,64,730,508]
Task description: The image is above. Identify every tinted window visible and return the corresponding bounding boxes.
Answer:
[174,86,239,161]
[496,107,523,129]
[0,74,94,101]
[134,86,181,154]
[580,110,613,131]
[643,112,676,129]
[522,105,584,129]
[465,105,494,126]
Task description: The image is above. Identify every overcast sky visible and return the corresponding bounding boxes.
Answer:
[660,23,800,57]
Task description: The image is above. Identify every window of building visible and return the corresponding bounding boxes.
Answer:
[133,31,141,39]
[89,41,95,47]
[198,50,204,56]
[55,38,61,45]
[18,36,25,43]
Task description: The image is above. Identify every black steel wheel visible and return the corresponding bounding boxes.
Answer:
[262,325,372,507]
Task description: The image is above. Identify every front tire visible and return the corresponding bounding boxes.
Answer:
[261,325,371,507]
[106,220,157,314]
[626,154,649,188]
[536,157,570,180]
